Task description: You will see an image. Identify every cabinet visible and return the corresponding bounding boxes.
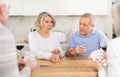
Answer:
[9,0,22,15]
[10,0,109,16]
[22,0,66,16]
[66,0,109,15]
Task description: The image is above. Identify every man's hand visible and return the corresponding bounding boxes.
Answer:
[75,46,86,54]
[18,58,25,71]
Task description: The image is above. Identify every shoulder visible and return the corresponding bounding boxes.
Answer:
[71,31,79,37]
[94,29,105,35]
[28,31,39,41]
[0,25,14,39]
[0,25,11,34]
[110,37,120,45]
[93,29,107,39]
[29,31,37,37]
[107,37,120,57]
[51,31,59,38]
[107,37,120,53]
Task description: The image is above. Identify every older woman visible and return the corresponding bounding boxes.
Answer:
[92,2,120,77]
[28,12,63,63]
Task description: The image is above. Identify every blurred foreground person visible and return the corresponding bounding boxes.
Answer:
[92,2,120,77]
[0,0,37,77]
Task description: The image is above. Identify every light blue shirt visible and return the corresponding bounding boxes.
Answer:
[68,28,108,57]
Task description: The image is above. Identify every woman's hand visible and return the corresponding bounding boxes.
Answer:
[50,54,61,63]
[52,49,62,58]
[92,60,102,71]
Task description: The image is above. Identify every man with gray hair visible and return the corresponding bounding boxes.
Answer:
[0,0,36,77]
[66,13,108,57]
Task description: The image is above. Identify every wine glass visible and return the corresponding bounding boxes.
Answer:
[100,40,107,51]
[16,42,24,59]
[100,39,108,69]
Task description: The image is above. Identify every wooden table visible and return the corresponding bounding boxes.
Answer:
[30,57,98,77]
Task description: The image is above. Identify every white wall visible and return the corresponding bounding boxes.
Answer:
[7,0,113,43]
[7,15,112,43]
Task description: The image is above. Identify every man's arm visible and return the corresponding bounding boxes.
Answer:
[66,46,86,57]
[66,47,76,57]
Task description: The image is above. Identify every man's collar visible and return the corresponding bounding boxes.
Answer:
[91,28,95,35]
[79,28,95,37]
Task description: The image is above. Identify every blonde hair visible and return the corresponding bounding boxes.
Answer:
[35,12,56,29]
[112,2,120,36]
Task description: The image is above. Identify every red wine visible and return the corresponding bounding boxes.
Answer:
[102,47,107,51]
[16,45,24,50]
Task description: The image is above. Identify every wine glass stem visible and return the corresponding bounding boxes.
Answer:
[18,50,21,57]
